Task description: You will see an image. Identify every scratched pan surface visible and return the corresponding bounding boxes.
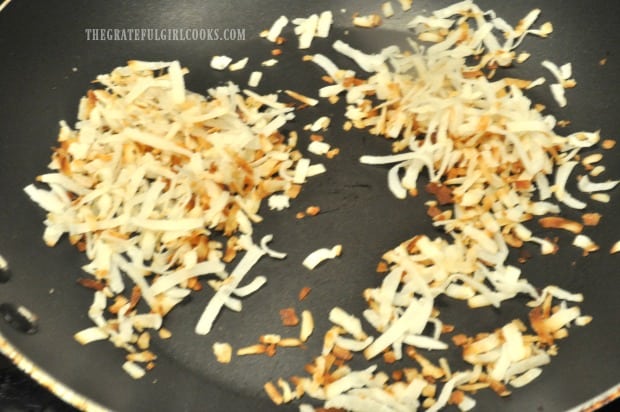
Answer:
[0,1,618,411]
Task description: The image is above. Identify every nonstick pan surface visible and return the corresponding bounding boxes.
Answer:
[0,1,618,411]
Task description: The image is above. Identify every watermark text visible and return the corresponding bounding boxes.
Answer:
[84,28,246,41]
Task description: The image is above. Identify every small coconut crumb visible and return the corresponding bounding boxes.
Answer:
[602,139,616,149]
[590,165,605,177]
[398,0,412,11]
[307,116,331,132]
[382,2,395,18]
[268,194,291,211]
[308,140,331,155]
[262,59,279,67]
[326,148,340,159]
[575,316,593,326]
[0,254,7,271]
[210,55,233,71]
[158,328,172,339]
[591,193,610,203]
[280,307,300,326]
[517,52,531,63]
[556,120,571,128]
[581,213,601,226]
[298,286,312,301]
[229,57,249,71]
[306,206,321,216]
[213,342,233,363]
[248,71,263,87]
[307,163,327,177]
[582,153,603,166]
[353,14,383,28]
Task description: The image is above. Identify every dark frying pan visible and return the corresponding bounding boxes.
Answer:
[1,1,618,411]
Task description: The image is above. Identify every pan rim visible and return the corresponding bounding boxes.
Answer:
[1,329,618,412]
[0,330,110,412]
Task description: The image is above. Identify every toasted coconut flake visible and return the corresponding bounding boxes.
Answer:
[294,14,320,49]
[582,153,603,166]
[0,254,7,273]
[238,344,267,356]
[427,372,473,412]
[306,163,327,178]
[582,213,602,226]
[298,287,312,301]
[302,245,343,270]
[538,217,583,234]
[611,241,620,254]
[508,368,542,388]
[280,308,300,327]
[233,276,268,297]
[293,158,311,184]
[196,245,266,335]
[260,334,282,345]
[268,194,290,211]
[601,139,616,150]
[308,140,331,155]
[266,16,289,43]
[210,55,233,71]
[590,165,606,177]
[158,328,172,340]
[308,116,331,132]
[577,175,619,193]
[229,57,249,71]
[0,0,12,13]
[262,59,279,67]
[573,234,599,254]
[285,89,319,106]
[329,307,367,340]
[248,71,263,87]
[264,381,284,405]
[575,315,593,327]
[122,361,146,379]
[74,327,109,345]
[300,310,314,342]
[353,14,383,28]
[313,11,333,39]
[398,0,412,11]
[591,193,610,203]
[382,2,395,18]
[554,161,587,209]
[260,234,287,259]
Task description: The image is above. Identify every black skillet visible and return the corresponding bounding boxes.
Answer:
[0,1,618,411]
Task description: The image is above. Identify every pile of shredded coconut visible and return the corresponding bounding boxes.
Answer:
[25,60,318,378]
[260,1,618,410]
